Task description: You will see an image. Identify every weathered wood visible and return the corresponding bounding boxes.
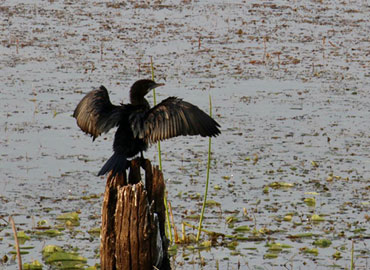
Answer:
[129,185,139,270]
[100,158,170,270]
[115,185,131,269]
[128,159,141,184]
[138,187,152,270]
[144,160,170,270]
[100,171,127,270]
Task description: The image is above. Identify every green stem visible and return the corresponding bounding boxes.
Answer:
[351,240,354,270]
[150,57,172,243]
[196,94,213,242]
[150,57,162,169]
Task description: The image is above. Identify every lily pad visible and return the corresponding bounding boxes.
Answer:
[269,182,294,188]
[304,197,316,207]
[205,199,221,207]
[36,229,63,237]
[87,227,101,236]
[313,239,331,248]
[23,260,43,270]
[264,253,278,259]
[311,214,325,222]
[45,252,87,263]
[234,225,250,233]
[56,212,80,226]
[42,245,64,258]
[301,247,318,256]
[16,231,31,240]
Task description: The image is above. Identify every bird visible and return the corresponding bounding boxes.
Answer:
[73,79,221,176]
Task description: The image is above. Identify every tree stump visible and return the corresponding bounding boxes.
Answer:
[100,158,170,270]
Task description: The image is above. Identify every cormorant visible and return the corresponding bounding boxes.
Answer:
[73,79,221,176]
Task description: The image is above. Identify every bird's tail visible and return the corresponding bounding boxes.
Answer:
[98,152,127,176]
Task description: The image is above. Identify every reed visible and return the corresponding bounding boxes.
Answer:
[9,216,22,270]
[196,94,213,242]
[168,201,178,243]
[351,240,354,270]
[150,57,173,243]
[150,56,162,170]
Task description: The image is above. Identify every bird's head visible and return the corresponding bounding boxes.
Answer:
[130,79,165,99]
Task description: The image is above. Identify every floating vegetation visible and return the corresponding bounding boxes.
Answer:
[225,216,239,228]
[198,240,212,250]
[264,242,292,259]
[213,185,221,190]
[300,247,319,256]
[204,199,221,207]
[185,214,200,220]
[304,197,316,207]
[226,241,238,250]
[81,194,101,200]
[268,182,295,189]
[23,260,43,270]
[42,245,87,269]
[167,245,178,256]
[264,253,278,259]
[16,231,31,244]
[35,220,51,230]
[234,225,250,233]
[87,227,101,236]
[283,214,293,222]
[36,229,63,237]
[288,233,315,239]
[332,251,342,260]
[56,212,80,227]
[311,214,325,222]
[313,239,332,248]
[311,161,319,168]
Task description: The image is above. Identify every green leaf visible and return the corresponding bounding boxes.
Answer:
[304,197,316,207]
[23,260,43,270]
[42,245,64,258]
[313,239,332,248]
[288,233,313,239]
[264,253,278,259]
[205,200,221,206]
[37,229,62,237]
[16,231,31,240]
[45,252,87,263]
[87,227,101,236]
[301,247,318,255]
[311,214,325,222]
[269,182,294,188]
[234,225,250,232]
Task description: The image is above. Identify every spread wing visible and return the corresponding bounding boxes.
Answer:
[73,86,123,141]
[130,97,221,144]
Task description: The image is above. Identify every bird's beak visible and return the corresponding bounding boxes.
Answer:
[151,83,165,90]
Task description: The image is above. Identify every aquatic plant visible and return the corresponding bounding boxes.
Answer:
[197,94,213,242]
[150,57,173,243]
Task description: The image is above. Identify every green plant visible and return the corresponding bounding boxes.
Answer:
[196,94,213,242]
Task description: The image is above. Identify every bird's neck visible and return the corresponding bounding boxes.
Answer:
[130,85,150,109]
[130,95,150,109]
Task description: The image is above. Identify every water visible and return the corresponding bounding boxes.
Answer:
[1,1,369,269]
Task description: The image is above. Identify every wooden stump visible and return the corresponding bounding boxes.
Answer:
[100,158,170,270]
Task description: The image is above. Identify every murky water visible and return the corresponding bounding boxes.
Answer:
[1,1,369,269]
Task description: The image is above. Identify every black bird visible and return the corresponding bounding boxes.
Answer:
[73,79,221,176]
